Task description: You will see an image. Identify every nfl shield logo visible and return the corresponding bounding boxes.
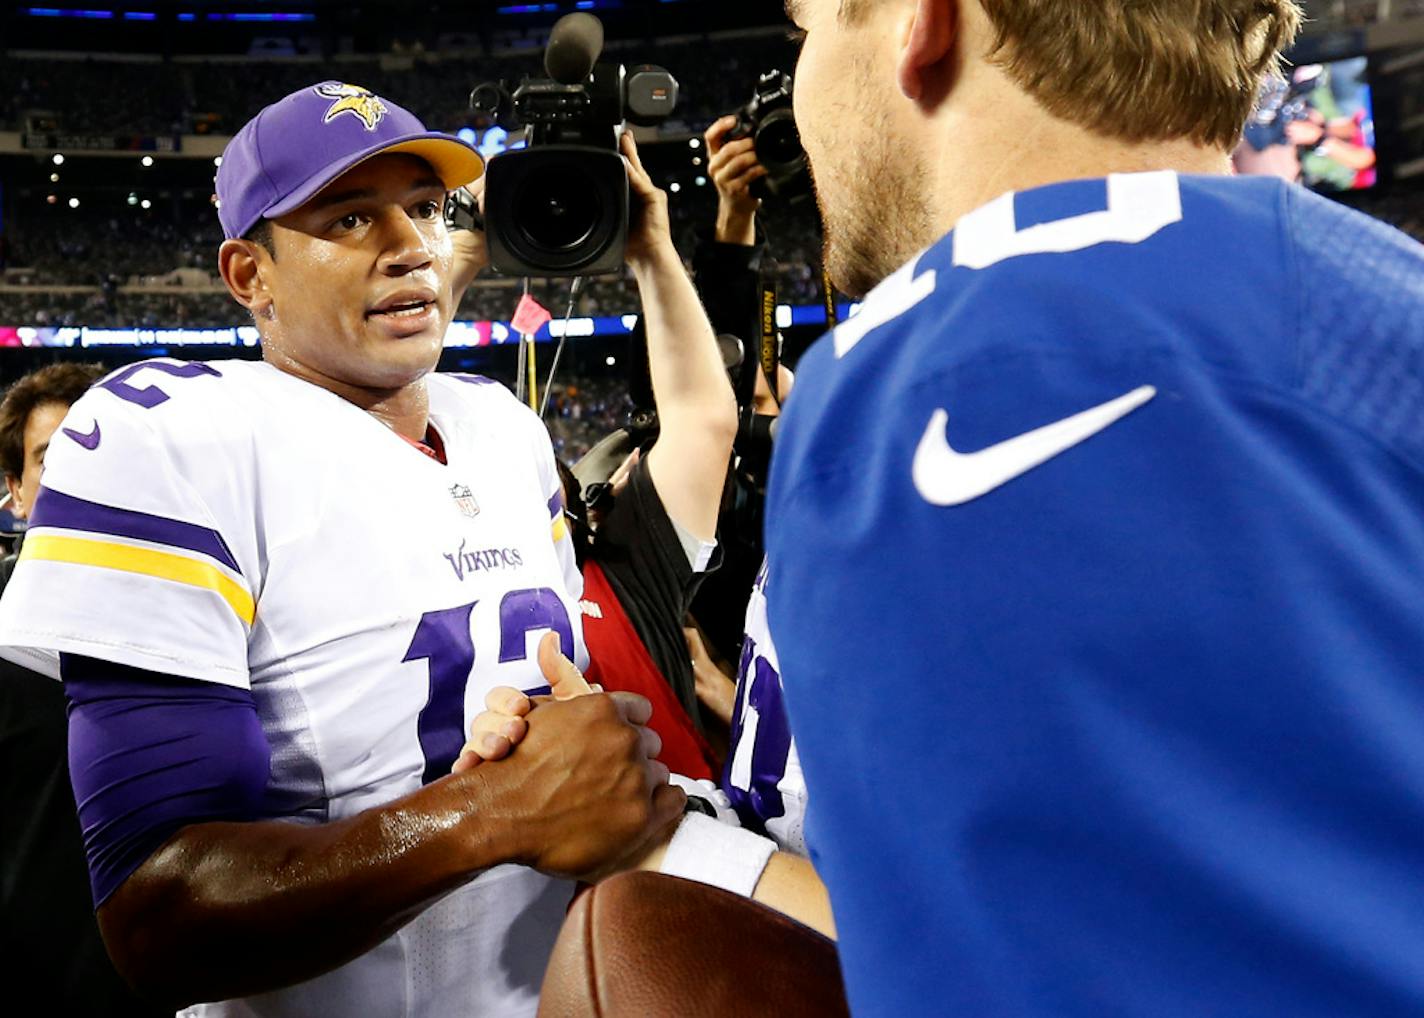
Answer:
[450,483,479,518]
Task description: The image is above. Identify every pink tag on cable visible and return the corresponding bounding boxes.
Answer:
[511,293,553,336]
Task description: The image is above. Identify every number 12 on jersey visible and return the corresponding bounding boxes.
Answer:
[404,588,573,783]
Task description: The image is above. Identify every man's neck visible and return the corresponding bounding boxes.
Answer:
[927,72,1233,238]
[358,388,431,443]
[260,346,430,441]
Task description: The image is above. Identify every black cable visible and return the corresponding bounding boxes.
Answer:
[540,275,584,419]
[515,275,532,403]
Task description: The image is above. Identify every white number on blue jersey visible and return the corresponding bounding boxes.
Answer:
[953,171,1183,270]
[834,173,1183,360]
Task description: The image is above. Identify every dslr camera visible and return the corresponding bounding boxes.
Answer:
[729,70,811,203]
[463,13,679,276]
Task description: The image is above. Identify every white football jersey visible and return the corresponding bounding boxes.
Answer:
[0,358,587,1018]
[723,559,809,858]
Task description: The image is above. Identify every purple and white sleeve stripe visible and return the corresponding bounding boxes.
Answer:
[31,487,241,573]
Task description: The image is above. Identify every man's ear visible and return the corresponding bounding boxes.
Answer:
[897,0,958,105]
[6,473,26,520]
[218,238,274,318]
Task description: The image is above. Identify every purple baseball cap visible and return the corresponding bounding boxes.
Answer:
[215,81,483,240]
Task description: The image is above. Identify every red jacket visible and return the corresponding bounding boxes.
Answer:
[581,560,715,781]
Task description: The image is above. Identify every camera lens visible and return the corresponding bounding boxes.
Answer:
[515,165,601,251]
[486,146,627,275]
[755,108,804,171]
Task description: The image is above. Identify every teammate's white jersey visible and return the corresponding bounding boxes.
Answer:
[722,559,809,858]
[0,358,586,1018]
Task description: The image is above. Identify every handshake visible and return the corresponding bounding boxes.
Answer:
[449,632,686,881]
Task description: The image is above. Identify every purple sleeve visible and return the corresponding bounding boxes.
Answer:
[60,653,271,908]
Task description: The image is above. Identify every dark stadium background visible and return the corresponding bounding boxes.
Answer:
[0,0,1420,462]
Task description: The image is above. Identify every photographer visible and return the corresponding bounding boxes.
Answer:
[683,115,784,668]
[691,114,770,360]
[706,114,769,248]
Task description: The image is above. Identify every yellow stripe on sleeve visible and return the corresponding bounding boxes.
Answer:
[22,533,255,625]
[550,514,568,542]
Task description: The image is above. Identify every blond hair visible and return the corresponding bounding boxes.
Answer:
[842,0,1303,149]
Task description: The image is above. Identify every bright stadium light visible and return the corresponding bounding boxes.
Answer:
[46,194,57,205]
[68,197,80,209]
[669,182,681,193]
[695,176,707,186]
[688,138,700,149]
[605,356,616,366]
[50,173,59,183]
[140,199,152,210]
[142,155,154,167]
[52,153,64,166]
[127,194,138,206]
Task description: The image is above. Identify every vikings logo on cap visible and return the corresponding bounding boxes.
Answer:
[315,83,388,131]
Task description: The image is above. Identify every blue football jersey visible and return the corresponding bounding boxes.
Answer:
[766,173,1424,1017]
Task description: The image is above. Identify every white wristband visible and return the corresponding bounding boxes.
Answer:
[657,812,777,898]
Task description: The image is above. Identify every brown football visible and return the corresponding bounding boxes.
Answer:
[538,871,851,1018]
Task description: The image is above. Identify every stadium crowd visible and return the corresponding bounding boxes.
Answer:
[3,18,1417,331]
[0,195,829,330]
[0,31,799,138]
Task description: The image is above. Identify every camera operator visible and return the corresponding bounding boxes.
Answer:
[466,114,840,936]
[454,131,738,783]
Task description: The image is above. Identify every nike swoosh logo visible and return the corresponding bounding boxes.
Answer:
[62,420,101,451]
[913,385,1156,506]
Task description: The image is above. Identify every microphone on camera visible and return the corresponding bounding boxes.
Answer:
[544,12,604,84]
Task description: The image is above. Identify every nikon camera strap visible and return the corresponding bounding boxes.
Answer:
[759,275,780,405]
[821,265,838,330]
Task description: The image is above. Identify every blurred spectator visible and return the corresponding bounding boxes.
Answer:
[0,362,107,588]
[0,360,162,1017]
